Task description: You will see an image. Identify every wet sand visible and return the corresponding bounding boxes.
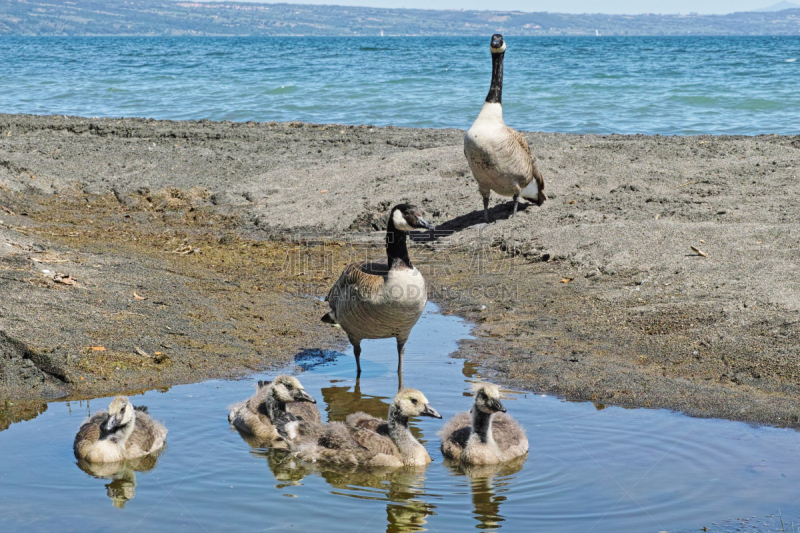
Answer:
[2,113,800,429]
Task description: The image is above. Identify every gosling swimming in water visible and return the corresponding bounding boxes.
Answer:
[228,375,319,448]
[74,396,167,463]
[280,388,441,467]
[439,383,528,465]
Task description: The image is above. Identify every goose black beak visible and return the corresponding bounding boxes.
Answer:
[104,415,118,432]
[295,390,317,404]
[421,403,442,419]
[416,217,435,231]
[490,398,506,413]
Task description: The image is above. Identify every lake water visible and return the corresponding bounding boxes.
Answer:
[1,303,800,532]
[1,36,799,135]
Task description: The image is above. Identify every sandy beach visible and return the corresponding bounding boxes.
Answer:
[2,113,800,429]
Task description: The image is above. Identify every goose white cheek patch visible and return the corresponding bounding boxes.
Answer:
[490,43,506,53]
[392,210,414,232]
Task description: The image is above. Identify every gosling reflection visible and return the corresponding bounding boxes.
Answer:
[76,450,163,508]
[445,456,526,531]
[257,448,314,489]
[267,454,435,533]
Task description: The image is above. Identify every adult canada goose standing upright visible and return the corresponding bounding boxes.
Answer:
[464,34,547,222]
[439,383,528,465]
[322,204,434,381]
[74,396,167,463]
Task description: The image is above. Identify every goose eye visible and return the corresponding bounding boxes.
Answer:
[410,398,418,405]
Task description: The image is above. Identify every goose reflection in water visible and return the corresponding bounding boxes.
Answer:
[76,450,164,508]
[265,452,435,533]
[445,456,526,531]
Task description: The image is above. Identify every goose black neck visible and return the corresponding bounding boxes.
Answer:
[388,404,409,431]
[472,409,494,444]
[386,220,412,269]
[265,394,286,420]
[485,52,504,104]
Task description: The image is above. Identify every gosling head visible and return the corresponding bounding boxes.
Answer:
[394,388,441,419]
[104,396,136,432]
[270,375,316,404]
[473,383,506,414]
[490,34,506,55]
[389,204,435,233]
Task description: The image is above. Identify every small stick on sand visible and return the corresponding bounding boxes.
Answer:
[690,246,708,257]
[676,181,696,189]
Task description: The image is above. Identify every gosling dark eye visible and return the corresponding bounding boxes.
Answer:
[410,398,418,405]
[286,384,293,390]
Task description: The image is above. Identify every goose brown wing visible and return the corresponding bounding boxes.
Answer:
[509,127,546,197]
[345,412,396,456]
[74,412,109,450]
[327,261,385,306]
[346,412,386,434]
[349,426,399,458]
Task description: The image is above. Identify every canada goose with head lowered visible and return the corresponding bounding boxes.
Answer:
[280,388,441,467]
[228,375,319,448]
[439,383,528,465]
[322,204,434,379]
[74,396,167,463]
[464,34,547,222]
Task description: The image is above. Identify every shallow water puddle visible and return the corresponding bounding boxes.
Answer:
[1,303,800,532]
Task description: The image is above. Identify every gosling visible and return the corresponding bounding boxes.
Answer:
[74,396,167,463]
[439,383,528,465]
[228,375,319,447]
[281,388,441,467]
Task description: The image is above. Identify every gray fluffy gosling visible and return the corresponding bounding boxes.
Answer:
[281,388,441,467]
[228,375,319,448]
[439,383,528,465]
[464,34,547,222]
[322,204,434,378]
[74,396,167,463]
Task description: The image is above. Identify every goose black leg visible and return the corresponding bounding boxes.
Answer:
[483,197,490,223]
[396,339,406,391]
[512,194,519,218]
[352,340,362,377]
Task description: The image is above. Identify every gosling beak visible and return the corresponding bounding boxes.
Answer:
[104,415,118,432]
[416,217,435,231]
[295,389,317,404]
[490,398,506,413]
[421,403,442,419]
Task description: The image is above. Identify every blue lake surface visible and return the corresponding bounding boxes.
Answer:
[1,304,800,532]
[1,36,799,135]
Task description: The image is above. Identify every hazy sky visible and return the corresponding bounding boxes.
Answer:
[216,1,790,15]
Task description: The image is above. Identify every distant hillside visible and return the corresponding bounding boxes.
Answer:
[755,2,800,11]
[1,0,800,36]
